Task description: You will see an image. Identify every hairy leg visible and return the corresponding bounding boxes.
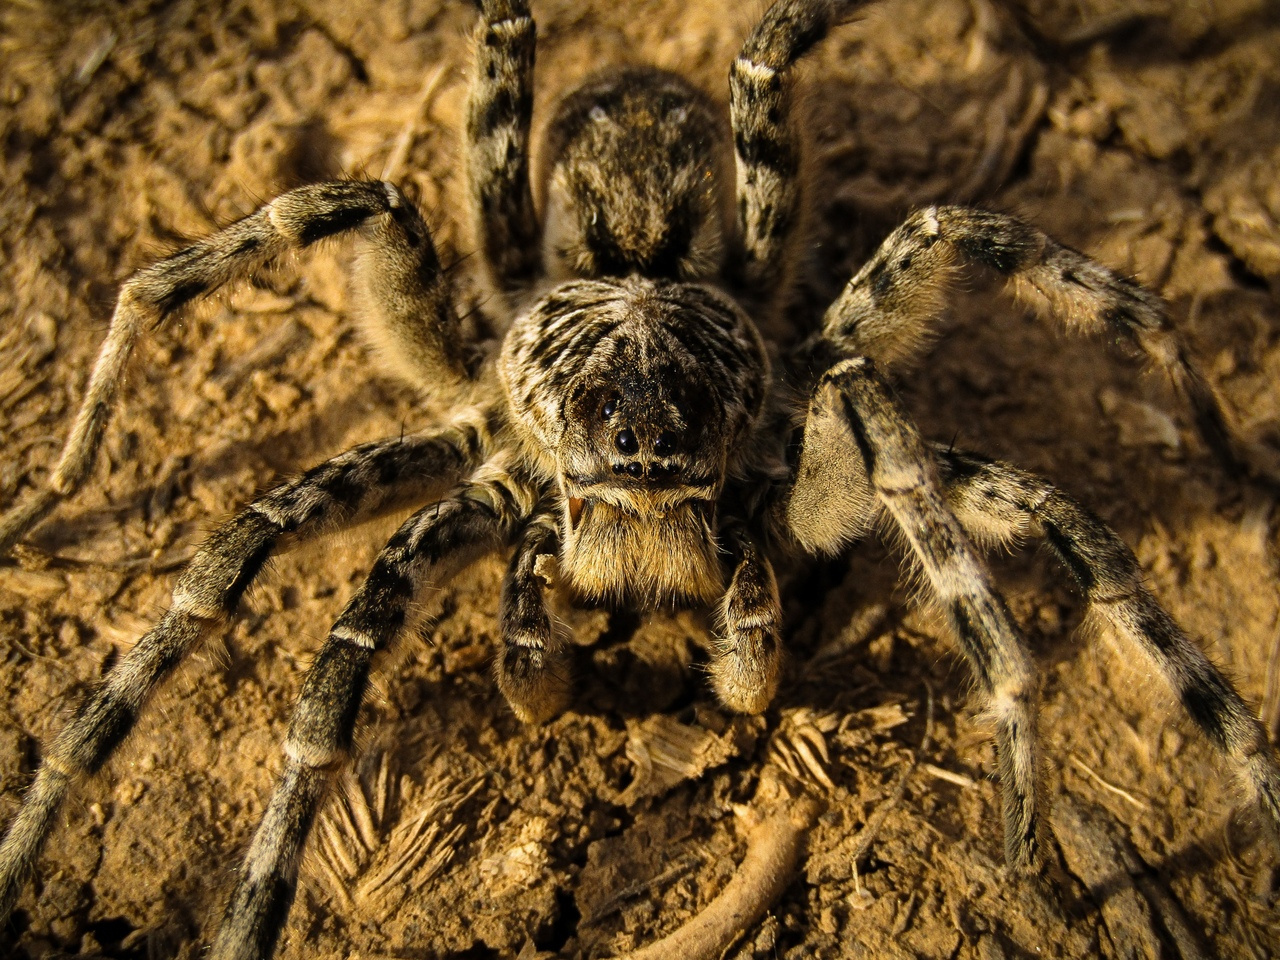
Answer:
[781,357,1043,867]
[711,525,783,715]
[0,180,468,556]
[818,204,1245,475]
[936,447,1280,832]
[466,0,539,303]
[0,418,488,927]
[730,0,866,300]
[210,458,535,960]
[495,508,568,724]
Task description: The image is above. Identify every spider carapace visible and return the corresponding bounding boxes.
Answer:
[1,1,1278,958]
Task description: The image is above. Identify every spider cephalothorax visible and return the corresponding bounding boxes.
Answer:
[1,1,1278,958]
[502,274,768,605]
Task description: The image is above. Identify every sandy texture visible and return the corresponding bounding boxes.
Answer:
[3,0,1280,957]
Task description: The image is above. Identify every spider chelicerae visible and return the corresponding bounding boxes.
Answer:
[2,0,1279,957]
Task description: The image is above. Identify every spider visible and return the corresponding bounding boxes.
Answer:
[1,0,1278,957]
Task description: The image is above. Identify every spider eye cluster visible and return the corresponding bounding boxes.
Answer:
[606,419,683,479]
[599,393,685,478]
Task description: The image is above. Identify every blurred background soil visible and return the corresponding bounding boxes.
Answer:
[3,0,1280,957]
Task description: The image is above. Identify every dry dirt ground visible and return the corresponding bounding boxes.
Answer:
[3,0,1280,957]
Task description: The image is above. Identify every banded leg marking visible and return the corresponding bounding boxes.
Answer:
[467,0,539,300]
[496,509,568,724]
[937,448,1280,833]
[0,180,465,556]
[0,424,485,928]
[731,0,867,296]
[820,204,1244,474]
[210,463,535,960]
[800,357,1043,868]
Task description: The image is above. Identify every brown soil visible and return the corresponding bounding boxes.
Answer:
[3,1,1280,958]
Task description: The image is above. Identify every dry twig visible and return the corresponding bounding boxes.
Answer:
[1070,755,1151,812]
[609,769,824,960]
[381,65,450,183]
[612,687,936,960]
[845,684,934,869]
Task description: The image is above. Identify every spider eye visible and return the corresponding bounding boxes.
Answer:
[602,396,618,418]
[616,428,638,454]
[626,462,645,478]
[654,430,678,456]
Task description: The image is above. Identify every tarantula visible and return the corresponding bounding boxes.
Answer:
[1,0,1278,956]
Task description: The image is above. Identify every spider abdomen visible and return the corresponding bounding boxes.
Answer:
[539,66,731,282]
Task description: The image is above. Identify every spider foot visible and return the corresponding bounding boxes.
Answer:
[710,630,781,716]
[496,643,572,725]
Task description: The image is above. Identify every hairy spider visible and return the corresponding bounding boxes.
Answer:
[1,0,1278,957]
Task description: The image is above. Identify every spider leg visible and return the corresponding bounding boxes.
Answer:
[818,204,1246,475]
[777,357,1043,868]
[467,0,539,303]
[496,507,569,724]
[730,0,867,300]
[0,418,487,929]
[0,179,468,557]
[711,524,783,714]
[210,458,535,960]
[935,447,1280,833]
